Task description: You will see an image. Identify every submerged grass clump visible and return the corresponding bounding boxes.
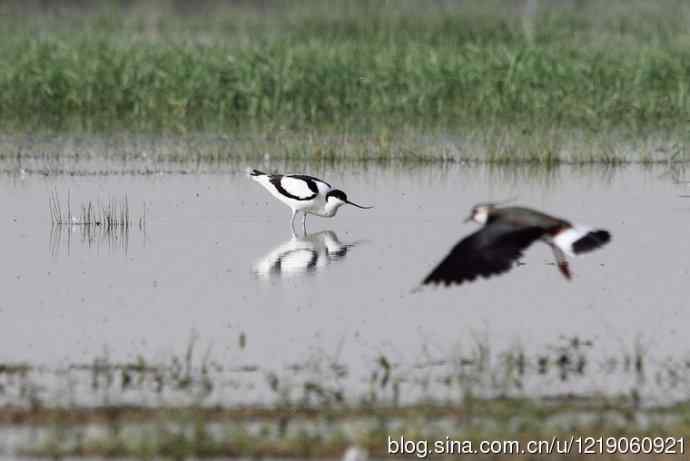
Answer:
[48,191,146,254]
[49,191,132,229]
[1,0,690,135]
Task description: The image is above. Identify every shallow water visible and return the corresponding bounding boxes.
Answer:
[1,163,689,406]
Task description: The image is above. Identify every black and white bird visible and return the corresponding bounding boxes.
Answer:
[422,203,611,286]
[253,230,360,279]
[247,168,372,233]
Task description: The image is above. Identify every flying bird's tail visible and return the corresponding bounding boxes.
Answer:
[553,225,611,257]
[246,168,266,179]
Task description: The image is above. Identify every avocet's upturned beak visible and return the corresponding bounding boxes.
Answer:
[346,200,373,209]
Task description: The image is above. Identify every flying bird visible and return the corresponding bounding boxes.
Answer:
[247,168,372,234]
[422,203,611,286]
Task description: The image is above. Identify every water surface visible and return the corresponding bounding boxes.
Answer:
[0,163,689,406]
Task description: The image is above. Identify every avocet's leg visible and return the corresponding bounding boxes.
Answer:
[290,210,298,235]
[302,212,308,233]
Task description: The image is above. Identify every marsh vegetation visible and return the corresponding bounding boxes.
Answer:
[3,336,690,458]
[1,0,690,163]
[48,191,146,254]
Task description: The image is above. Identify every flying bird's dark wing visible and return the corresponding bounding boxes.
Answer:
[422,223,546,286]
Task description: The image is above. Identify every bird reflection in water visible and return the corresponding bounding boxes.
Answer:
[253,230,362,279]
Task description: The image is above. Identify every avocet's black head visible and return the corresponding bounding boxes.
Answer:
[326,189,373,209]
[326,189,348,203]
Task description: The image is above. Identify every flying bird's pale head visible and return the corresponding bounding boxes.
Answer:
[466,204,494,224]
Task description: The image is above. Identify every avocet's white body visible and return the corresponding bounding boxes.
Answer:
[247,168,372,234]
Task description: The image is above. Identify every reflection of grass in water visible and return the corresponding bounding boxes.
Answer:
[2,336,688,411]
[48,191,146,255]
[1,129,689,170]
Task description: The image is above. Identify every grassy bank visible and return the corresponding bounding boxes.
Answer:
[1,0,690,136]
[17,400,690,458]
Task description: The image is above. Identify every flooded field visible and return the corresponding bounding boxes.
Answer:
[1,141,690,459]
[1,158,689,412]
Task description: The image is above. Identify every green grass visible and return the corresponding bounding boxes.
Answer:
[18,401,690,458]
[1,0,690,137]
